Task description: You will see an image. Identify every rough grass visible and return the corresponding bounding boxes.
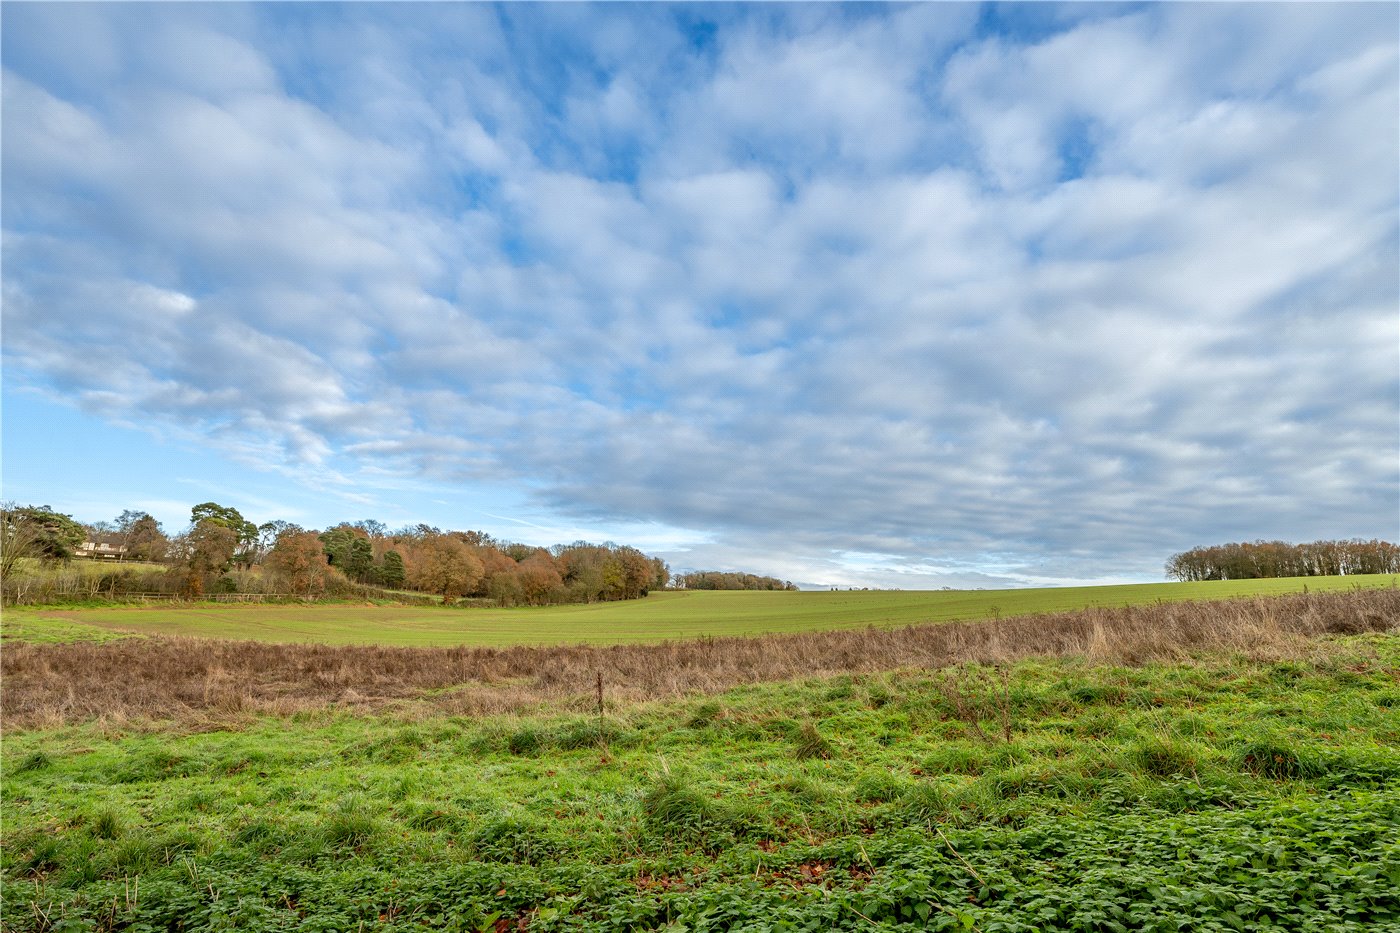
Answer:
[2,588,1395,729]
[3,632,1398,932]
[5,573,1395,646]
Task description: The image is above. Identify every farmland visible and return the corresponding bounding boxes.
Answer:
[2,585,1397,931]
[5,573,1396,647]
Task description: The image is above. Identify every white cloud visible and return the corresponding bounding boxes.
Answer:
[3,4,1395,587]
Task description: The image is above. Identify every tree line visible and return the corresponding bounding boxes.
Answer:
[2,501,670,606]
[672,571,797,591]
[1165,539,1400,582]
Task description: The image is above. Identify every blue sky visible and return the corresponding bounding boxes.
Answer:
[3,2,1397,589]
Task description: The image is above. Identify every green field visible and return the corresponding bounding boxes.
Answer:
[5,574,1396,647]
[4,633,1398,932]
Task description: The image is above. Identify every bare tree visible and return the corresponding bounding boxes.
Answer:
[0,502,41,579]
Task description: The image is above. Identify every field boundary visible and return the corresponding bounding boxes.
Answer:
[3,588,1395,729]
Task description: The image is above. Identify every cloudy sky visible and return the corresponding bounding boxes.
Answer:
[3,3,1397,589]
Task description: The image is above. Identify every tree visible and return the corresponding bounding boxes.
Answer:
[617,546,655,598]
[266,529,331,595]
[256,521,292,563]
[1,502,44,578]
[2,505,84,564]
[182,519,238,596]
[126,514,169,562]
[650,557,671,592]
[407,535,484,604]
[517,552,565,604]
[353,519,388,539]
[345,537,374,583]
[190,502,258,564]
[378,550,406,589]
[319,524,365,569]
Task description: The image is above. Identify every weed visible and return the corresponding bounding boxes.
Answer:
[233,818,278,847]
[113,748,191,783]
[933,666,1014,744]
[12,750,51,773]
[554,719,624,751]
[4,622,1399,933]
[178,789,217,813]
[640,772,739,848]
[469,814,560,864]
[57,839,106,886]
[111,835,161,873]
[400,801,460,831]
[17,834,62,875]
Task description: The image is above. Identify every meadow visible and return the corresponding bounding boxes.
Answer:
[5,573,1396,647]
[2,585,1397,932]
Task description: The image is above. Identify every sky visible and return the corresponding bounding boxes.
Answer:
[2,2,1397,590]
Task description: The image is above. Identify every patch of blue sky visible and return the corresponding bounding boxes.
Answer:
[972,2,1133,46]
[1055,115,1097,183]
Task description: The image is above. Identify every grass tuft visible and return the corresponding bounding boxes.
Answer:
[687,701,724,728]
[1133,736,1200,778]
[323,796,380,849]
[506,726,542,756]
[794,721,835,760]
[1235,739,1320,780]
[853,770,908,804]
[90,806,124,840]
[898,783,950,826]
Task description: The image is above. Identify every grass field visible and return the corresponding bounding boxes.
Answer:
[4,630,1397,931]
[5,574,1395,647]
[4,586,1397,931]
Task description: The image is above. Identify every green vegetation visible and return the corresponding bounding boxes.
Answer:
[0,614,136,645]
[4,633,1398,931]
[6,574,1396,647]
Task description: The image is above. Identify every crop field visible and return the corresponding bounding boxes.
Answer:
[5,574,1396,648]
[2,588,1399,931]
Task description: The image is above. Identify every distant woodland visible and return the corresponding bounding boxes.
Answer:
[671,571,797,591]
[0,501,672,606]
[1166,539,1400,582]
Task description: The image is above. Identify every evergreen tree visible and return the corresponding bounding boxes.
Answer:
[379,550,406,588]
[345,537,374,582]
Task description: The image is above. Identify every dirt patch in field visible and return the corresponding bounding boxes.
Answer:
[2,588,1395,729]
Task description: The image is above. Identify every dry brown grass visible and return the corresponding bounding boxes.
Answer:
[2,588,1396,730]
